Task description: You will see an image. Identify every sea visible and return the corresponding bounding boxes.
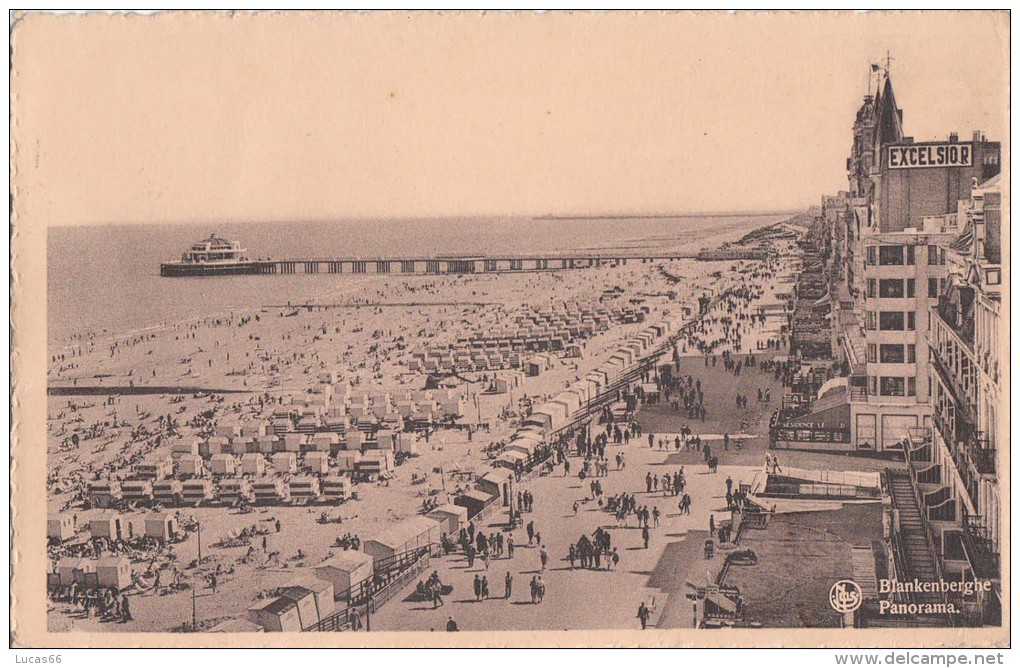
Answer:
[47,214,787,347]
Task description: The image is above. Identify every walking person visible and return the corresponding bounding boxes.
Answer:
[642,525,650,549]
[637,602,650,629]
[539,545,548,572]
[505,572,513,599]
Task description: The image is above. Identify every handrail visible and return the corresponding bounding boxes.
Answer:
[900,469,957,624]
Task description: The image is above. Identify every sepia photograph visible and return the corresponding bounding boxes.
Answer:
[9,10,1009,649]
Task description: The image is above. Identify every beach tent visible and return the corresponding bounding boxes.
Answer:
[215,421,241,439]
[144,512,179,542]
[217,478,253,505]
[476,470,507,499]
[175,453,205,478]
[240,453,267,476]
[363,516,441,565]
[334,450,361,472]
[303,451,329,474]
[208,454,239,476]
[310,433,338,453]
[426,504,469,535]
[272,452,298,475]
[248,596,302,633]
[552,391,582,417]
[315,551,374,601]
[289,578,334,623]
[345,430,364,451]
[153,480,184,506]
[227,437,252,456]
[495,449,527,469]
[252,478,290,505]
[133,454,173,480]
[88,481,122,508]
[95,556,132,590]
[523,411,553,433]
[280,585,320,630]
[255,436,279,454]
[320,475,351,502]
[396,433,419,455]
[507,435,541,457]
[288,476,321,502]
[171,439,201,455]
[181,478,216,505]
[355,452,393,478]
[56,558,93,587]
[89,514,125,542]
[47,515,75,542]
[122,480,154,504]
[455,489,496,520]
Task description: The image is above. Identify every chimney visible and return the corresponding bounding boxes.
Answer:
[949,132,959,143]
[973,130,983,143]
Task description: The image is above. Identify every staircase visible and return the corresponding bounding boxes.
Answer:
[887,471,940,600]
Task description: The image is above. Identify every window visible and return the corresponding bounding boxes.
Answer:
[907,344,916,364]
[881,377,906,396]
[868,279,877,299]
[880,245,904,265]
[929,278,939,298]
[906,245,915,265]
[880,311,905,330]
[866,312,878,331]
[907,377,917,397]
[881,277,905,297]
[928,245,939,265]
[867,246,878,266]
[906,279,915,298]
[879,279,904,298]
[869,376,878,396]
[880,344,905,363]
[907,311,916,331]
[867,344,877,363]
[986,269,1001,285]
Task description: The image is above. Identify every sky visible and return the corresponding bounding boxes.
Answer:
[12,11,1009,227]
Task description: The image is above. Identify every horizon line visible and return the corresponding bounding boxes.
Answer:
[47,207,811,228]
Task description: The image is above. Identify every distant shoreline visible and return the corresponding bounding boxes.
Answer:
[534,211,803,221]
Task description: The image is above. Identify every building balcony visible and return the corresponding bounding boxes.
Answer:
[929,349,978,417]
[934,291,975,350]
[959,509,1000,581]
[962,434,995,475]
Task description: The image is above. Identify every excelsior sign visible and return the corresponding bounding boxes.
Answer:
[888,142,973,169]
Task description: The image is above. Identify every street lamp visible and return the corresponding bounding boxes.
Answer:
[507,473,515,528]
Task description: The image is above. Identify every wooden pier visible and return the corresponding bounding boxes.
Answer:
[222,252,698,276]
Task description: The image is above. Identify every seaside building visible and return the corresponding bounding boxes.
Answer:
[802,67,1003,625]
[911,174,1002,623]
[795,72,1001,454]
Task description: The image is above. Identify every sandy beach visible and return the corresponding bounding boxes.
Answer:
[46,221,808,632]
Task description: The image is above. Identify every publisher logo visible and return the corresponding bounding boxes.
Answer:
[829,580,863,613]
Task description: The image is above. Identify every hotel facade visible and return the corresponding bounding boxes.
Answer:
[781,70,1002,625]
